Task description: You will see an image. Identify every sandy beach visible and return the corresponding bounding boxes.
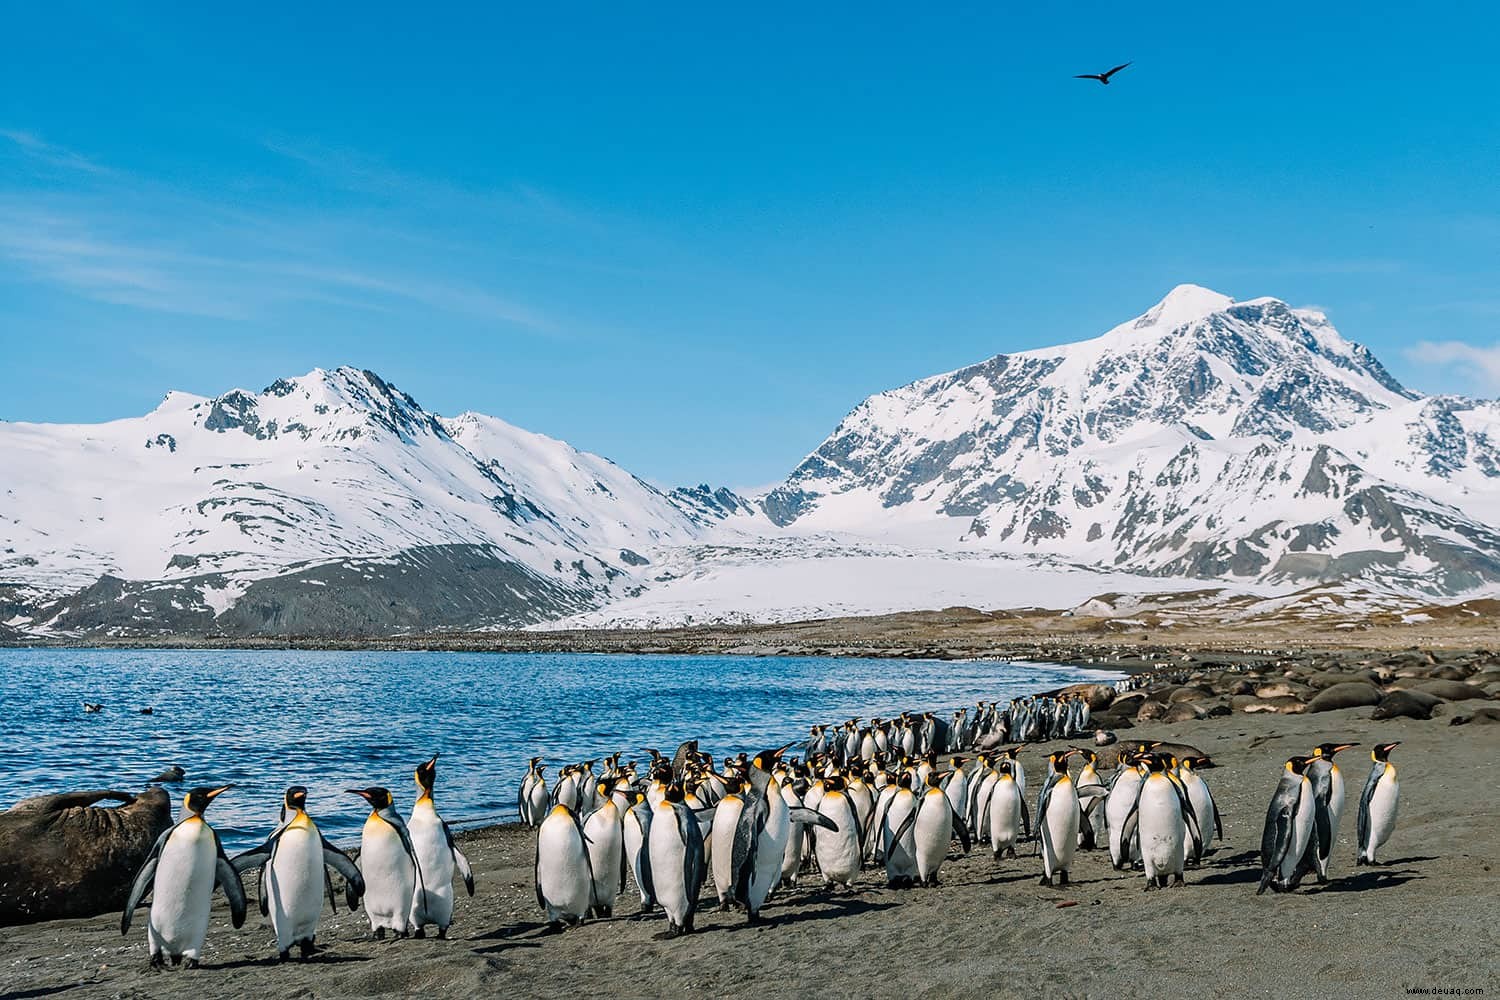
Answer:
[3,687,1497,1000]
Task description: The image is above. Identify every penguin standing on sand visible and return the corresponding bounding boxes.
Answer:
[231,786,365,960]
[1075,749,1108,851]
[121,785,247,968]
[710,775,747,910]
[407,756,475,938]
[988,759,1029,861]
[729,745,836,923]
[534,802,594,928]
[1356,742,1401,866]
[1258,756,1315,894]
[648,782,707,937]
[908,771,971,887]
[1124,756,1201,889]
[1303,742,1357,883]
[812,776,862,891]
[1036,749,1081,886]
[880,772,920,888]
[582,777,625,917]
[1106,753,1146,870]
[347,787,424,937]
[621,790,657,914]
[1177,756,1222,857]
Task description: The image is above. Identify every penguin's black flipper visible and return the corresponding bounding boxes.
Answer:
[212,829,248,929]
[731,792,769,906]
[1170,778,1203,858]
[950,808,972,854]
[441,821,476,896]
[120,827,171,935]
[787,806,838,832]
[385,808,429,917]
[1019,792,1032,840]
[319,835,365,909]
[1357,761,1381,858]
[324,867,337,914]
[1212,794,1224,841]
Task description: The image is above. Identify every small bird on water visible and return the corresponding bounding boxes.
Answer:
[1075,61,1131,85]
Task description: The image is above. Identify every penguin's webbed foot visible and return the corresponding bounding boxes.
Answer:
[1059,872,1070,887]
[148,953,165,971]
[437,926,448,940]
[374,927,386,941]
[414,926,427,939]
[184,959,200,970]
[277,949,291,963]
[1038,875,1052,886]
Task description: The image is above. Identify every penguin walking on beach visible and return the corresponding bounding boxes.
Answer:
[407,756,475,938]
[1258,756,1315,894]
[1106,753,1145,870]
[710,775,746,910]
[347,787,424,937]
[729,745,836,923]
[1356,742,1401,866]
[231,786,365,960]
[880,772,920,888]
[582,777,625,917]
[518,758,548,827]
[121,785,247,968]
[648,782,707,937]
[535,801,594,928]
[1124,756,1201,889]
[1036,749,1081,886]
[1304,742,1357,883]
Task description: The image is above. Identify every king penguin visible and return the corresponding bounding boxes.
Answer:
[121,785,247,968]
[534,800,594,928]
[231,786,365,960]
[1304,742,1357,883]
[1258,756,1315,894]
[812,775,863,890]
[987,759,1030,861]
[582,776,625,917]
[347,786,424,937]
[648,781,707,937]
[729,745,836,923]
[407,755,475,938]
[518,758,548,828]
[621,789,657,914]
[1124,755,1201,889]
[1356,742,1401,866]
[1036,749,1080,886]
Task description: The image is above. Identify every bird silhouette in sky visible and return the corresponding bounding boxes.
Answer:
[1074,62,1131,85]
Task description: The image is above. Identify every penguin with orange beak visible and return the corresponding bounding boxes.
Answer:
[347,786,424,938]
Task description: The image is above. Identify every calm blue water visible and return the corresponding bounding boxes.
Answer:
[0,649,1118,851]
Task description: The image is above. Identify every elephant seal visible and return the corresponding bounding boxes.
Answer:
[1306,681,1383,713]
[0,787,171,925]
[1099,739,1213,769]
[1414,680,1488,702]
[1371,689,1442,721]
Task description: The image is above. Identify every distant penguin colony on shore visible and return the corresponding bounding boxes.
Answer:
[112,680,1407,966]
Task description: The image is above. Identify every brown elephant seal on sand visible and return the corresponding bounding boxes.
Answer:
[1371,690,1442,721]
[1098,739,1214,769]
[1307,681,1383,713]
[0,787,171,925]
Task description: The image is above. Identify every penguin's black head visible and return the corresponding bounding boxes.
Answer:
[651,762,673,783]
[283,785,308,812]
[597,776,617,799]
[1313,742,1357,759]
[1286,756,1312,775]
[185,784,231,816]
[1373,741,1401,761]
[751,743,794,772]
[824,775,846,793]
[1143,755,1170,774]
[415,754,438,795]
[663,781,686,804]
[346,786,393,810]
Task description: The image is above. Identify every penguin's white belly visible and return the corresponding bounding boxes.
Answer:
[1281,782,1314,883]
[524,781,548,825]
[710,797,743,899]
[1042,783,1079,876]
[583,807,624,906]
[1138,781,1185,878]
[360,820,415,933]
[814,798,860,885]
[267,826,324,949]
[1185,779,1213,849]
[408,808,454,927]
[988,782,1022,853]
[914,798,951,879]
[148,821,218,959]
[882,795,917,878]
[536,811,592,921]
[1106,775,1141,866]
[647,811,690,925]
[748,795,790,911]
[943,774,967,820]
[1366,773,1399,857]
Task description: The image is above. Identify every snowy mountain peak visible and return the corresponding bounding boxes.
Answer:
[1130,283,1235,334]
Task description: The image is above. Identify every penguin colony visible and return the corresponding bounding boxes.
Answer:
[115,695,1406,964]
[120,754,472,967]
[520,698,1406,935]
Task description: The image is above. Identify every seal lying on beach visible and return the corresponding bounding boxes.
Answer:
[0,787,171,926]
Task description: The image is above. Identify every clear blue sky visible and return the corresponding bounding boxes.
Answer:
[2,3,1497,488]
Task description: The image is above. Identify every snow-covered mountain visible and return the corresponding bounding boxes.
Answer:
[0,367,759,635]
[761,284,1500,597]
[5,284,1499,638]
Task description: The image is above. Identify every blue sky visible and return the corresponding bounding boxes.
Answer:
[2,3,1497,488]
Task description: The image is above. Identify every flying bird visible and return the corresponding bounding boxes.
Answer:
[1075,62,1131,85]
